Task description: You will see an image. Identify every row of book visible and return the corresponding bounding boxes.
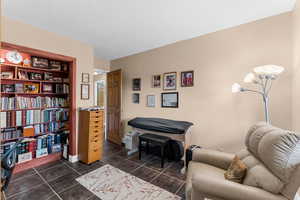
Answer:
[0,122,65,140]
[0,96,69,110]
[1,133,63,163]
[55,84,69,94]
[0,128,22,140]
[0,109,69,128]
[1,83,69,94]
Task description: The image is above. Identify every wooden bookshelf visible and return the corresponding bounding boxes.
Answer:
[0,42,77,174]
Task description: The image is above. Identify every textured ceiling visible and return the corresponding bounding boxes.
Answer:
[3,0,296,60]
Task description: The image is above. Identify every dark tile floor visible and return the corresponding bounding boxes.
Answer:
[4,142,186,200]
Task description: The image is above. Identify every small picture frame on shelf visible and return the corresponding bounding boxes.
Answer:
[163,72,177,90]
[24,83,39,94]
[81,84,90,100]
[31,57,49,68]
[82,73,90,83]
[0,71,14,79]
[181,71,194,87]
[152,75,161,88]
[146,95,155,107]
[1,84,15,93]
[49,60,62,71]
[44,72,53,81]
[42,83,53,93]
[132,78,141,91]
[161,92,179,108]
[132,93,140,104]
[29,72,43,80]
[15,83,24,93]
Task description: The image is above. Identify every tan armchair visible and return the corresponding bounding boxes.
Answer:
[186,122,300,200]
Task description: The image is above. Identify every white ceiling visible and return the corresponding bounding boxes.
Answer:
[3,0,296,60]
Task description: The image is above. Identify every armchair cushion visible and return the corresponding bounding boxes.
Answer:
[192,173,288,200]
[192,148,235,170]
[243,164,284,194]
[186,161,226,200]
[246,122,300,183]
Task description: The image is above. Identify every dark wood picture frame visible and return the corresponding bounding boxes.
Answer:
[132,78,141,91]
[81,84,90,100]
[152,75,161,88]
[163,72,177,90]
[132,93,140,104]
[161,92,179,108]
[181,70,194,87]
[82,73,90,83]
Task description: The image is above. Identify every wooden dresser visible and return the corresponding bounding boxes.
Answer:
[78,109,104,164]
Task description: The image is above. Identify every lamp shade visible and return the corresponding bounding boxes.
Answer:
[253,65,284,76]
[244,73,256,83]
[232,83,241,93]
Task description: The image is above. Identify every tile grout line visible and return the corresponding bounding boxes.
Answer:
[61,160,82,175]
[175,181,185,195]
[33,168,63,200]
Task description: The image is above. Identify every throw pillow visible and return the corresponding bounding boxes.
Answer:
[224,156,247,183]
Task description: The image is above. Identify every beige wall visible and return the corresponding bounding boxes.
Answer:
[1,16,95,156]
[111,13,293,152]
[94,56,110,71]
[293,0,300,133]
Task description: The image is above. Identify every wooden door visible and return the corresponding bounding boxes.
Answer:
[107,69,122,145]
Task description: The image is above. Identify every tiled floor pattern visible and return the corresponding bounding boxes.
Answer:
[4,142,186,200]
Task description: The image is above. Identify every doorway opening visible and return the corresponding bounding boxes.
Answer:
[94,69,108,140]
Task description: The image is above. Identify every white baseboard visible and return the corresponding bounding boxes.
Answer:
[68,155,78,163]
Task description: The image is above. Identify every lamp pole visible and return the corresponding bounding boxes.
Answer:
[240,75,272,124]
[232,65,284,124]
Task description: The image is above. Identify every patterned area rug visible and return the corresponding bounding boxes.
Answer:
[76,164,181,200]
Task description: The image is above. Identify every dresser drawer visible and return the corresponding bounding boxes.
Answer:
[89,133,103,143]
[89,128,102,136]
[89,111,103,118]
[88,149,101,163]
[89,138,102,149]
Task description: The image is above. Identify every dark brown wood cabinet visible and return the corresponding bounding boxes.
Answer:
[78,110,104,164]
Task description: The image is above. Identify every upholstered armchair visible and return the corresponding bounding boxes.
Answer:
[186,122,300,200]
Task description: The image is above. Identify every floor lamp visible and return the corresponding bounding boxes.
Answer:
[232,65,284,123]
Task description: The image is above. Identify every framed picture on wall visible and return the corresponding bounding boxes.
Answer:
[82,73,90,83]
[161,92,178,108]
[81,84,90,100]
[132,78,141,91]
[152,75,161,88]
[132,93,140,104]
[146,95,155,107]
[181,71,194,87]
[163,72,177,90]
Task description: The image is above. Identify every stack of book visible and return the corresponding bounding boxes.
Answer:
[55,84,69,94]
[0,111,15,128]
[0,128,22,140]
[0,97,15,110]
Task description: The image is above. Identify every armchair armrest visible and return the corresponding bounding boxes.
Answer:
[192,149,234,170]
[192,174,287,200]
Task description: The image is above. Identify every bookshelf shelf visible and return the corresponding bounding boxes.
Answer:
[1,42,77,174]
[0,63,69,74]
[13,152,62,174]
[0,107,69,112]
[1,78,69,84]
